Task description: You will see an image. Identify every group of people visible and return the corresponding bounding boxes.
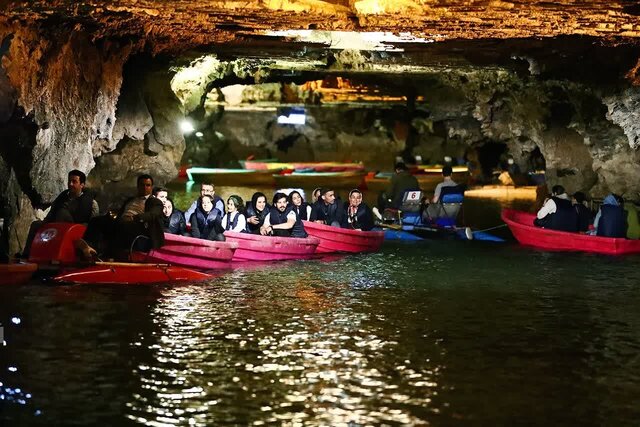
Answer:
[156,182,377,243]
[534,184,640,238]
[21,170,383,260]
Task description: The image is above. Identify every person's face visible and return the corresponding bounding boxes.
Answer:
[291,193,302,206]
[227,199,237,212]
[322,191,335,205]
[68,174,84,197]
[163,200,173,217]
[156,191,168,203]
[349,191,362,208]
[255,196,266,211]
[276,197,287,212]
[137,178,153,197]
[201,185,214,197]
[201,196,213,212]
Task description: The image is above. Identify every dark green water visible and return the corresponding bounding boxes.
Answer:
[2,186,640,425]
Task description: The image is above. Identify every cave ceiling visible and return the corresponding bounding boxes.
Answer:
[2,1,640,63]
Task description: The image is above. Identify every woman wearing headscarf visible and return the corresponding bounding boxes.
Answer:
[342,188,374,231]
[190,195,225,241]
[245,192,271,234]
[222,195,247,232]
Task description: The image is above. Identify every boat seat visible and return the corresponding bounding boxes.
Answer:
[399,190,423,213]
[423,185,466,227]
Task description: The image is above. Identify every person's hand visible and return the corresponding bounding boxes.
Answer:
[314,220,325,224]
[259,225,270,235]
[247,215,259,224]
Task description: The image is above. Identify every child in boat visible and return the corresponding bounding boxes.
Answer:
[245,192,271,234]
[342,189,374,231]
[222,195,247,233]
[289,190,312,221]
[162,197,187,235]
[190,195,225,241]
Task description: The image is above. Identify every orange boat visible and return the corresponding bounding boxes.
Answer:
[244,160,364,172]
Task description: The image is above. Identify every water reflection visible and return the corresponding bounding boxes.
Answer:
[127,261,444,425]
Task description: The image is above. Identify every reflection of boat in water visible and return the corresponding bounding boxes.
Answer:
[186,167,277,186]
[302,220,384,253]
[224,231,320,261]
[273,170,366,189]
[502,208,640,255]
[243,160,364,172]
[0,262,38,285]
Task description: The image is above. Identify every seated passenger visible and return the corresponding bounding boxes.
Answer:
[260,192,308,238]
[245,192,271,234]
[289,190,312,221]
[423,165,460,219]
[162,197,187,235]
[381,162,420,209]
[23,169,99,258]
[342,189,374,231]
[222,195,247,233]
[190,195,225,241]
[183,183,224,223]
[79,174,164,259]
[572,191,593,233]
[625,202,640,240]
[593,194,626,238]
[534,185,578,232]
[311,187,322,204]
[310,188,345,227]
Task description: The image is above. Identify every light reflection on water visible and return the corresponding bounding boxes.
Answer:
[2,189,640,424]
[125,259,443,426]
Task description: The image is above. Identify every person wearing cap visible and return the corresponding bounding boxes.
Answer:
[534,185,578,232]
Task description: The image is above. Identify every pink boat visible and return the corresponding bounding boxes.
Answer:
[223,231,320,261]
[302,221,384,253]
[133,233,238,269]
[502,208,640,255]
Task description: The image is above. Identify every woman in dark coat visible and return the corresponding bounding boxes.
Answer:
[245,192,271,234]
[190,195,225,241]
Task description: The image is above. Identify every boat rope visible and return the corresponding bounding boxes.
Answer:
[472,223,508,233]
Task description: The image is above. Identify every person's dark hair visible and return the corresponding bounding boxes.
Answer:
[68,169,86,184]
[251,192,268,211]
[200,183,215,190]
[613,193,625,205]
[165,197,175,209]
[573,191,586,204]
[288,190,304,205]
[395,161,408,171]
[551,185,565,196]
[199,194,213,207]
[227,195,245,213]
[272,192,288,205]
[137,174,154,185]
[442,165,453,177]
[320,188,334,197]
[153,186,168,196]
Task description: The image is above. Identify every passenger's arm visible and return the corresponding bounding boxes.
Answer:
[272,211,296,231]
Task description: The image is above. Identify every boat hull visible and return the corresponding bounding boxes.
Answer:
[502,208,640,255]
[224,231,320,261]
[274,171,365,189]
[29,223,87,267]
[245,160,364,172]
[186,167,276,186]
[0,262,38,285]
[134,233,237,269]
[52,262,212,285]
[302,221,384,253]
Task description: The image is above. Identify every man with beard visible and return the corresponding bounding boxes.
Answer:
[260,192,307,238]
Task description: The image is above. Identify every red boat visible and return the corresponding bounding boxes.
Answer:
[132,233,238,270]
[29,222,87,267]
[224,231,320,261]
[52,262,212,285]
[0,262,38,285]
[502,208,640,255]
[302,221,384,253]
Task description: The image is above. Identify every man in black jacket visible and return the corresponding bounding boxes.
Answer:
[78,174,164,259]
[310,188,345,227]
[22,170,98,258]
